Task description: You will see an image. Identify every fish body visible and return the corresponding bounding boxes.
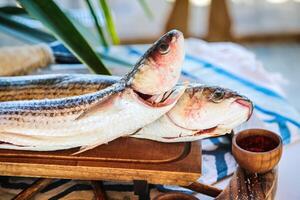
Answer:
[0,30,185,152]
[0,79,253,150]
[0,76,252,150]
[0,79,253,149]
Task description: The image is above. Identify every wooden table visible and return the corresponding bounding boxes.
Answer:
[0,137,202,199]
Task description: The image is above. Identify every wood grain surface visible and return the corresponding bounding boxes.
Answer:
[0,137,202,186]
[216,167,277,200]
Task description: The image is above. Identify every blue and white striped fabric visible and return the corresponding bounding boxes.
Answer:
[97,39,300,184]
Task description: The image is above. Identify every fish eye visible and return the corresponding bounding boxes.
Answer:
[158,43,170,55]
[211,89,225,103]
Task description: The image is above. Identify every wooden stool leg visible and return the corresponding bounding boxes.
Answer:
[206,0,233,41]
[184,182,222,197]
[165,0,189,35]
[133,180,150,200]
[91,181,107,200]
[13,178,53,200]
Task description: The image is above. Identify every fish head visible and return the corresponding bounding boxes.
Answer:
[167,84,253,133]
[127,29,184,96]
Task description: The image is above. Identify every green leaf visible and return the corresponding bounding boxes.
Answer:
[0,7,101,47]
[0,6,27,15]
[99,0,120,45]
[0,8,131,67]
[0,12,55,43]
[66,12,102,48]
[137,0,153,20]
[85,0,109,47]
[19,0,111,75]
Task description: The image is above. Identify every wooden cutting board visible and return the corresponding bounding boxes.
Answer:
[0,137,202,186]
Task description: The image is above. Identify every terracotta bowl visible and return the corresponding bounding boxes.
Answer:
[153,192,198,200]
[232,129,282,173]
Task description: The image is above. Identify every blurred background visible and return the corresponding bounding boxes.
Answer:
[1,0,300,42]
[0,0,299,112]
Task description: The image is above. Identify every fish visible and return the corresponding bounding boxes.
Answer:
[131,83,253,142]
[0,78,252,150]
[0,85,186,151]
[0,30,185,152]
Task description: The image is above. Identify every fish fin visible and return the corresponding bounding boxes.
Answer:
[72,133,121,155]
[72,142,107,155]
[127,128,142,136]
[76,92,118,121]
[0,131,33,147]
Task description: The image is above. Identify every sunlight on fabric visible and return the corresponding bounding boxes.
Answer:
[161,0,299,5]
[230,0,294,3]
[230,0,254,5]
[266,0,289,3]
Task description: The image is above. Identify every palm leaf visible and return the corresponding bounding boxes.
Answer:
[0,6,27,15]
[66,12,102,48]
[0,7,101,47]
[0,12,54,43]
[19,0,111,75]
[85,0,108,47]
[0,7,132,67]
[99,0,120,44]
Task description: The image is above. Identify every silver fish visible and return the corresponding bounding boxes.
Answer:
[0,30,185,152]
[0,76,252,149]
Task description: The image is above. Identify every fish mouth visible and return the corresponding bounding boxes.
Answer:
[166,112,218,133]
[133,85,185,107]
[168,29,183,42]
[162,126,218,140]
[235,98,253,120]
